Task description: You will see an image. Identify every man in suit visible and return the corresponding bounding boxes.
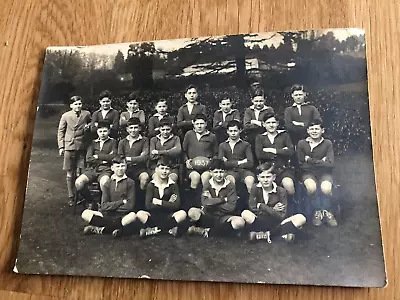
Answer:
[57,95,91,206]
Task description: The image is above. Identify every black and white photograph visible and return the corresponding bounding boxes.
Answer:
[16,28,386,287]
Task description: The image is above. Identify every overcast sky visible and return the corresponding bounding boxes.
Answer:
[47,28,365,58]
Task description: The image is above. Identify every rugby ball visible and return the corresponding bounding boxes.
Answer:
[191,156,211,172]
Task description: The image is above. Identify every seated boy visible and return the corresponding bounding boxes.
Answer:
[177,85,206,139]
[241,163,306,243]
[218,120,255,194]
[297,119,337,227]
[117,117,150,190]
[136,157,187,238]
[57,95,91,206]
[90,90,119,139]
[149,118,181,182]
[187,158,245,238]
[255,113,295,199]
[120,92,145,127]
[182,113,218,196]
[212,93,240,143]
[284,84,321,146]
[81,155,137,238]
[148,99,171,137]
[75,121,117,210]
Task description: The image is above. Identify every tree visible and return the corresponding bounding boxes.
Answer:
[113,50,126,74]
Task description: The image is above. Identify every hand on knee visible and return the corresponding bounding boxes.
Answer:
[241,210,256,224]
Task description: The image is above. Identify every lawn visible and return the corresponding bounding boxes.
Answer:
[15,116,386,287]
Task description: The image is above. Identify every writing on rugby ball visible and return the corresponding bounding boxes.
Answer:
[191,156,211,171]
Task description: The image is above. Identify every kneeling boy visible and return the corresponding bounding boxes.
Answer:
[187,159,245,238]
[81,155,137,238]
[241,163,306,243]
[136,158,187,238]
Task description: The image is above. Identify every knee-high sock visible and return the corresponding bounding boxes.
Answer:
[80,185,93,203]
[320,195,332,211]
[66,176,75,198]
[270,221,298,238]
[310,194,322,211]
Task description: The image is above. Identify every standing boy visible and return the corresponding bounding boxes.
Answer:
[177,85,206,138]
[120,92,145,127]
[297,119,337,227]
[117,117,150,190]
[91,90,119,138]
[57,96,91,206]
[212,93,240,143]
[75,121,117,210]
[148,99,170,137]
[81,155,137,238]
[241,163,306,243]
[284,84,321,146]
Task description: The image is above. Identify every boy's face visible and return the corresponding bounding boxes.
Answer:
[307,124,324,140]
[292,90,306,105]
[155,101,167,114]
[127,100,139,111]
[227,125,240,140]
[257,170,276,189]
[185,88,198,103]
[252,96,265,110]
[70,100,82,112]
[127,124,140,137]
[264,117,278,133]
[97,127,110,140]
[156,165,171,180]
[99,97,112,110]
[159,125,172,138]
[193,119,206,134]
[211,168,225,184]
[112,162,127,177]
[219,99,232,113]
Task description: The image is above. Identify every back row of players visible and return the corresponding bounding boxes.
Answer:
[57,84,336,243]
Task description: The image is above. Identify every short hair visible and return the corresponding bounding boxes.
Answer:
[127,117,141,127]
[155,99,168,106]
[97,120,110,129]
[226,120,242,130]
[185,84,197,93]
[112,155,126,164]
[128,91,139,101]
[69,95,82,104]
[159,117,173,128]
[307,118,324,128]
[99,90,112,100]
[291,84,306,94]
[261,112,278,123]
[219,92,232,103]
[156,156,172,168]
[209,158,226,171]
[256,162,275,175]
[250,87,264,99]
[192,113,207,122]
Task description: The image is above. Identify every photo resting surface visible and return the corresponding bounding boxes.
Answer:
[16,28,386,288]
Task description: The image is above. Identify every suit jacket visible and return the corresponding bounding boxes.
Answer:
[90,108,119,133]
[177,102,206,130]
[57,110,91,150]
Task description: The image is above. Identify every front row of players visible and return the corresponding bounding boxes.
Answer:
[82,155,306,243]
[78,114,337,242]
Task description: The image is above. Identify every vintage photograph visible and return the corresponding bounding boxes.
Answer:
[16,29,386,287]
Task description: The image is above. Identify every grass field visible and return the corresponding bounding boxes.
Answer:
[15,116,386,287]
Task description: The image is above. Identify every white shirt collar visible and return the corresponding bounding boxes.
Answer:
[249,105,268,111]
[306,136,324,144]
[153,113,168,119]
[94,137,111,143]
[156,133,174,144]
[127,134,143,142]
[209,177,230,191]
[256,182,277,193]
[151,177,175,188]
[111,174,128,183]
[292,102,309,107]
[195,130,210,139]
